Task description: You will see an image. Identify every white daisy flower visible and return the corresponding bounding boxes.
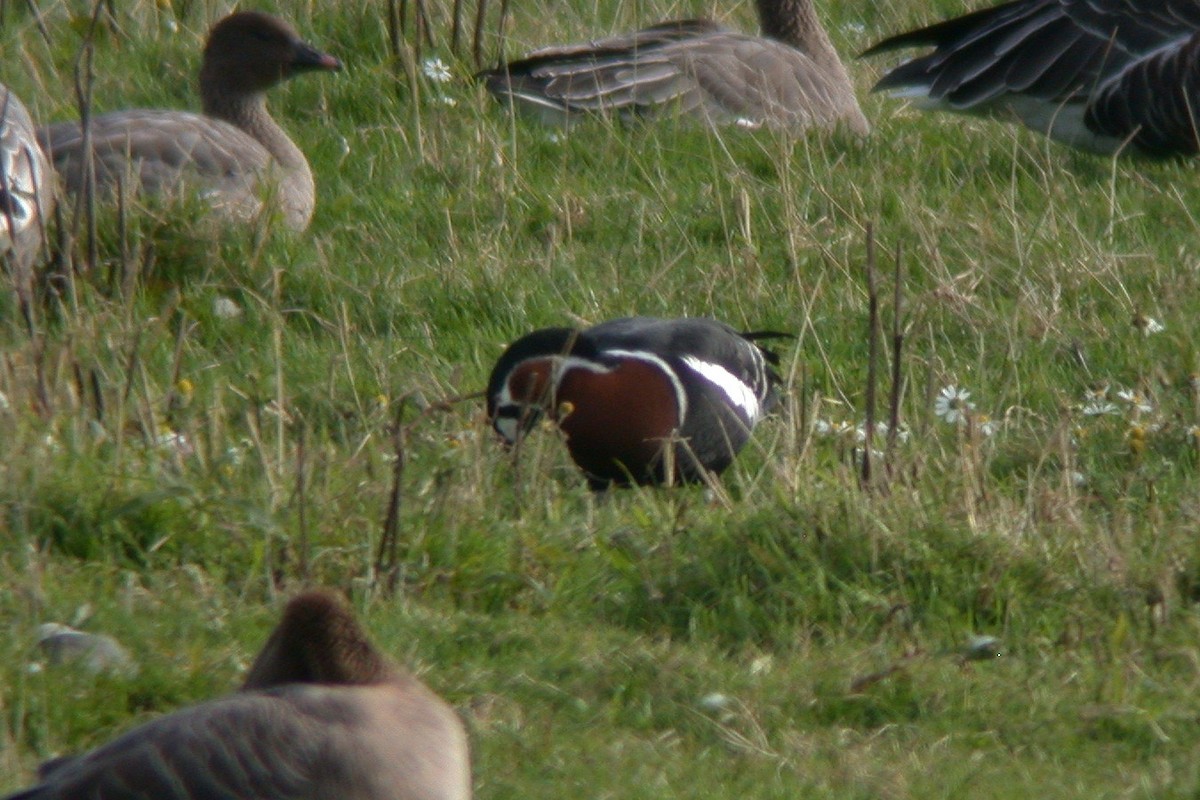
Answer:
[1133,314,1166,336]
[422,57,452,83]
[1082,401,1119,417]
[934,385,974,424]
[1115,389,1152,414]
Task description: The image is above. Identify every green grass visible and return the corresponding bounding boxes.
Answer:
[4,0,1200,796]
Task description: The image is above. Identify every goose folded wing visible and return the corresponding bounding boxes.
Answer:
[1085,30,1200,154]
[39,112,269,194]
[8,690,342,800]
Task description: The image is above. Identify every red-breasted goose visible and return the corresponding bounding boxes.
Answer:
[863,0,1200,156]
[488,317,787,489]
[479,0,869,133]
[38,11,340,230]
[4,591,471,800]
[1,84,52,278]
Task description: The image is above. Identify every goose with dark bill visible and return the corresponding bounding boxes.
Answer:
[38,11,340,230]
[488,317,787,489]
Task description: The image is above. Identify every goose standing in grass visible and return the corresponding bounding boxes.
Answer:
[863,0,1200,156]
[38,11,340,231]
[478,0,869,133]
[4,590,471,800]
[488,317,786,489]
[1,84,53,293]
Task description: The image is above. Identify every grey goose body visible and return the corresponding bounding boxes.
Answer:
[863,0,1200,155]
[1,84,52,277]
[4,591,471,800]
[38,11,340,230]
[480,0,868,132]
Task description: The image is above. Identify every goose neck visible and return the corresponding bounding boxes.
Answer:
[757,0,838,62]
[201,89,308,173]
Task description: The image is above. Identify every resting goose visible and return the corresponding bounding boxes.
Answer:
[38,11,340,230]
[1,84,52,282]
[863,0,1200,156]
[4,591,472,800]
[478,0,869,132]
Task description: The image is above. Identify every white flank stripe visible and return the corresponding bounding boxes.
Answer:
[681,356,760,422]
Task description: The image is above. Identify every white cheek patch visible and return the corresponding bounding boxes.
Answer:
[495,415,519,443]
[681,356,760,422]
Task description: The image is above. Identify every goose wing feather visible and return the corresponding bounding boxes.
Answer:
[487,26,859,126]
[1085,29,1200,153]
[39,111,270,197]
[867,0,1200,107]
[9,689,353,800]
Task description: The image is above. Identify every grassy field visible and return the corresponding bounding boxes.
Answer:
[4,0,1200,796]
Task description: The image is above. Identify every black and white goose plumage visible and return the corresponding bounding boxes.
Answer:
[487,316,786,488]
[863,0,1200,155]
[1,84,52,280]
[478,0,869,133]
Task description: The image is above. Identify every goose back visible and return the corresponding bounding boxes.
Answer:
[480,0,867,132]
[37,11,340,230]
[4,591,471,800]
[863,0,1200,155]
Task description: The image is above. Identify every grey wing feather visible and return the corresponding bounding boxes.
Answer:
[38,111,269,196]
[483,21,866,130]
[1085,30,1200,154]
[870,0,1200,106]
[9,692,325,800]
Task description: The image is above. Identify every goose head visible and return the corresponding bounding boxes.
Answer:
[200,11,341,104]
[242,590,394,690]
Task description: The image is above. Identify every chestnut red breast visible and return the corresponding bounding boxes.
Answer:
[487,316,787,488]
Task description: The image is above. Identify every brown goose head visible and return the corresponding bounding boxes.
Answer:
[241,590,395,690]
[199,12,341,106]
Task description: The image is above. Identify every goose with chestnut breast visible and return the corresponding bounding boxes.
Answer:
[3,590,471,800]
[38,11,340,230]
[478,0,869,133]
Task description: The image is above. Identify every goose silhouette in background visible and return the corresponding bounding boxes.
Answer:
[488,317,787,489]
[4,590,471,800]
[478,0,869,133]
[1,83,53,305]
[38,11,341,230]
[863,0,1200,156]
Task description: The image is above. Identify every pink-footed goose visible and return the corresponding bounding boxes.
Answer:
[1,84,53,280]
[478,0,869,133]
[863,0,1200,156]
[38,11,340,230]
[4,591,472,800]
